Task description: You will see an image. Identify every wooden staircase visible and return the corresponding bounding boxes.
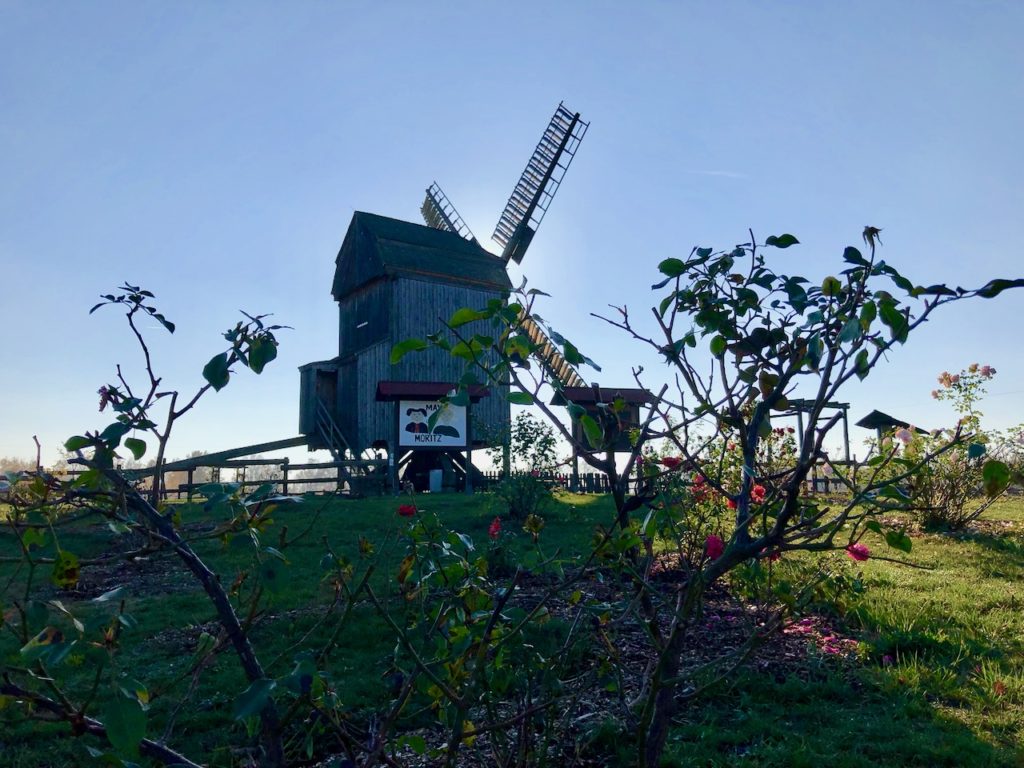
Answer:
[315,397,387,493]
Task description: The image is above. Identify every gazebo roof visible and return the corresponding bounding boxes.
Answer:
[550,386,654,406]
[855,409,910,431]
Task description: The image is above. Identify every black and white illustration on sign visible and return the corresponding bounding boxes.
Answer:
[398,400,467,448]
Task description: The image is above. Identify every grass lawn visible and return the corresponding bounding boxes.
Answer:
[1,490,1022,766]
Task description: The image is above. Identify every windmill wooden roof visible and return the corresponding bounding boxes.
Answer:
[332,212,512,300]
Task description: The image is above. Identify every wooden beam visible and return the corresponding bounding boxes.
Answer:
[124,436,310,477]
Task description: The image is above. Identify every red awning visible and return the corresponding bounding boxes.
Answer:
[375,381,491,402]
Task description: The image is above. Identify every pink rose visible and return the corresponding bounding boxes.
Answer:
[845,542,870,562]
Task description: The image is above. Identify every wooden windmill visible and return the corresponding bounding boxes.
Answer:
[299,102,598,492]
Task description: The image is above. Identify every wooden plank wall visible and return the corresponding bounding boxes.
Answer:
[328,276,511,453]
[389,278,509,446]
[337,280,390,357]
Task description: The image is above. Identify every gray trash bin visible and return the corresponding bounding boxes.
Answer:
[429,469,443,493]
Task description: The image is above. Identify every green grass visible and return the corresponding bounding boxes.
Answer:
[2,492,1023,766]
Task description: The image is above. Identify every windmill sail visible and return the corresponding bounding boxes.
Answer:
[421,182,477,242]
[518,313,586,389]
[492,102,588,265]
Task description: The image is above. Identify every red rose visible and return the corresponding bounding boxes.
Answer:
[488,517,502,540]
[751,484,767,503]
[397,504,416,517]
[727,497,737,510]
[705,534,725,560]
[660,457,682,469]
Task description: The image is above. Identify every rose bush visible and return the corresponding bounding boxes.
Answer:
[399,227,1022,765]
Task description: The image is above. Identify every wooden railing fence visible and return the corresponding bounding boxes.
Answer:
[51,462,854,500]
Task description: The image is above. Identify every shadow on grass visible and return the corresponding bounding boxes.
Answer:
[661,663,1020,768]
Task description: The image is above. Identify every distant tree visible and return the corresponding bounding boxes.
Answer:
[0,456,34,473]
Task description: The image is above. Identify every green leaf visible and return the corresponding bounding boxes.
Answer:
[783,277,809,313]
[51,551,80,589]
[99,422,131,445]
[247,337,277,374]
[152,313,176,334]
[21,528,46,549]
[758,370,779,399]
[878,485,910,502]
[804,335,824,371]
[859,300,877,330]
[448,307,490,328]
[889,272,915,294]
[103,694,146,758]
[975,278,1024,299]
[283,656,318,695]
[579,414,604,449]
[884,530,913,554]
[562,341,586,366]
[709,335,727,357]
[854,349,870,380]
[837,317,861,344]
[765,234,800,249]
[658,293,676,318]
[918,283,957,297]
[233,678,277,720]
[842,246,868,266]
[821,276,842,297]
[507,392,534,405]
[401,734,428,755]
[20,626,64,660]
[967,442,987,459]
[202,352,230,391]
[390,338,428,364]
[93,586,128,604]
[123,438,146,461]
[64,435,91,452]
[657,258,687,277]
[878,300,908,343]
[982,459,1011,497]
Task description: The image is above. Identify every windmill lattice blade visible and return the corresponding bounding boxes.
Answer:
[518,313,585,389]
[492,102,588,264]
[421,182,477,242]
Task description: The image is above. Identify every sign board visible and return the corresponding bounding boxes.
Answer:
[398,400,467,449]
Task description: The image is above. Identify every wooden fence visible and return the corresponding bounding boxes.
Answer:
[59,458,389,501]
[55,462,851,500]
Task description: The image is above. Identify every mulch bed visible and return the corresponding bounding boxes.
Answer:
[311,557,864,767]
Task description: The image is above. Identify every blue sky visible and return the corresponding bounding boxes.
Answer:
[2,1,1022,466]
